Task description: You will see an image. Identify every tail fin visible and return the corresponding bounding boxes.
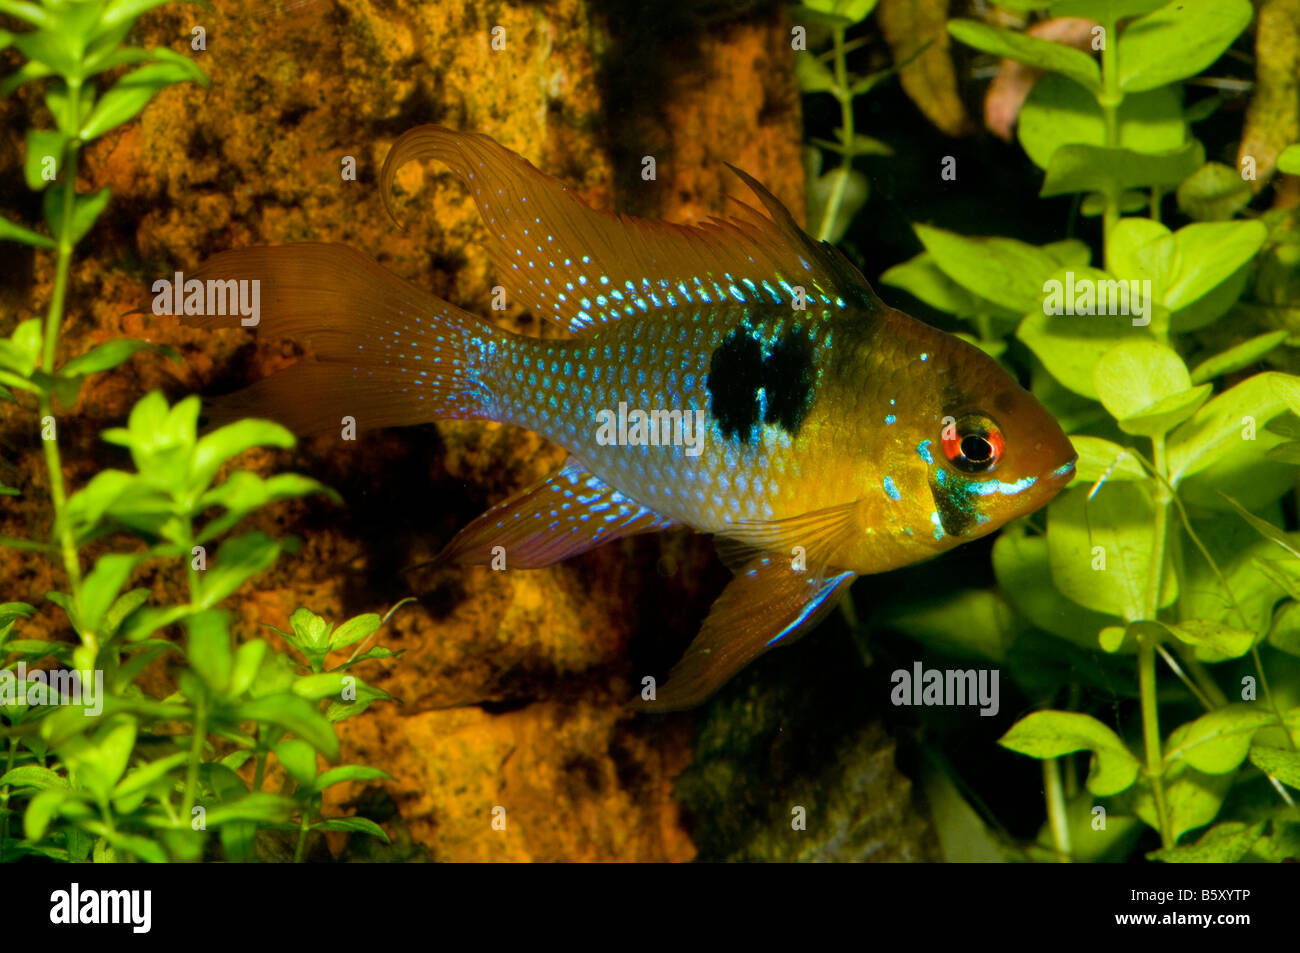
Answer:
[183,243,498,434]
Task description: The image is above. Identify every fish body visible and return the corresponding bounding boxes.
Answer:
[189,127,1076,709]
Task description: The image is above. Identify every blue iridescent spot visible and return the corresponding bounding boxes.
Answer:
[930,511,944,540]
[916,439,934,464]
[883,476,901,501]
[885,414,896,426]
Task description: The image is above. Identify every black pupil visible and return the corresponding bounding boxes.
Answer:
[960,433,992,462]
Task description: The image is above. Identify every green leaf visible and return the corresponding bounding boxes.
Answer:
[948,19,1100,93]
[1117,0,1253,93]
[23,788,72,841]
[1047,483,1176,620]
[0,2,51,29]
[1092,339,1191,422]
[190,419,295,494]
[1018,75,1185,172]
[1176,162,1252,221]
[23,129,66,191]
[915,225,1059,314]
[111,750,188,801]
[59,337,159,378]
[102,586,150,639]
[313,816,390,841]
[185,610,232,694]
[1168,373,1292,487]
[62,717,137,803]
[201,792,296,827]
[1248,746,1300,788]
[992,526,1122,650]
[105,392,200,494]
[1017,278,1156,400]
[1116,386,1211,437]
[195,532,282,609]
[80,59,207,141]
[43,186,110,247]
[1066,434,1149,483]
[880,588,1021,663]
[274,738,319,787]
[312,764,392,794]
[99,0,189,32]
[1191,331,1288,385]
[881,252,1001,319]
[794,54,835,94]
[232,695,339,759]
[77,552,141,636]
[1279,145,1300,175]
[1108,218,1174,287]
[1053,0,1167,18]
[197,471,335,543]
[1149,821,1265,863]
[1165,705,1277,773]
[228,639,267,697]
[1268,602,1300,658]
[0,213,55,249]
[1041,141,1204,197]
[329,613,382,650]
[1164,221,1268,313]
[999,710,1140,796]
[0,764,69,790]
[1181,513,1295,635]
[1163,619,1256,663]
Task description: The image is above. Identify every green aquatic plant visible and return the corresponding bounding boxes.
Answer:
[792,0,895,243]
[0,0,401,862]
[873,0,1300,860]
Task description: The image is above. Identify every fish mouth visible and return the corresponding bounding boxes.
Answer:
[1048,456,1078,484]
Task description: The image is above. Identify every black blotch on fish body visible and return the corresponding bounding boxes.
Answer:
[707,323,816,443]
[762,330,815,433]
[707,329,765,441]
[930,474,976,538]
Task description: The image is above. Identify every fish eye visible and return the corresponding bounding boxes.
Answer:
[942,414,1004,473]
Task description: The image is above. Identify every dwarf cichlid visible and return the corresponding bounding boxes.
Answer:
[188,126,1077,711]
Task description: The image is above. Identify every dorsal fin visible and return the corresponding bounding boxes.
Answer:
[379,126,876,334]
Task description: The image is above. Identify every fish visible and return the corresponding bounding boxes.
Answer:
[184,126,1077,712]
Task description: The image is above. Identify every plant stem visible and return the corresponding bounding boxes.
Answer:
[1138,637,1172,847]
[1098,19,1121,271]
[39,80,85,623]
[0,737,17,859]
[1044,758,1072,862]
[293,808,310,863]
[181,697,207,824]
[1139,433,1173,847]
[817,26,856,243]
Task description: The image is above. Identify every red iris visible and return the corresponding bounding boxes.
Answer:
[942,417,1004,472]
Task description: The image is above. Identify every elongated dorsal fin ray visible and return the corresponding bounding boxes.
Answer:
[435,458,676,569]
[380,125,875,334]
[636,559,858,712]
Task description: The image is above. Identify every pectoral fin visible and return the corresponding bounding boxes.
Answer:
[636,556,857,713]
[716,499,862,574]
[436,458,675,569]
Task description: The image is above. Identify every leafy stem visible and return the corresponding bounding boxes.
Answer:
[817,25,856,243]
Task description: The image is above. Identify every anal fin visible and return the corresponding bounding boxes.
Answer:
[636,556,857,713]
[436,458,675,569]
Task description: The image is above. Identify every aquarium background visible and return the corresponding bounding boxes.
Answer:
[1,0,1297,863]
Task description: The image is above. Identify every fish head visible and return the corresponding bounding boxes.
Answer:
[882,315,1077,548]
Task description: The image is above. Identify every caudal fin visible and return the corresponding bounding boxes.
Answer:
[183,243,498,434]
